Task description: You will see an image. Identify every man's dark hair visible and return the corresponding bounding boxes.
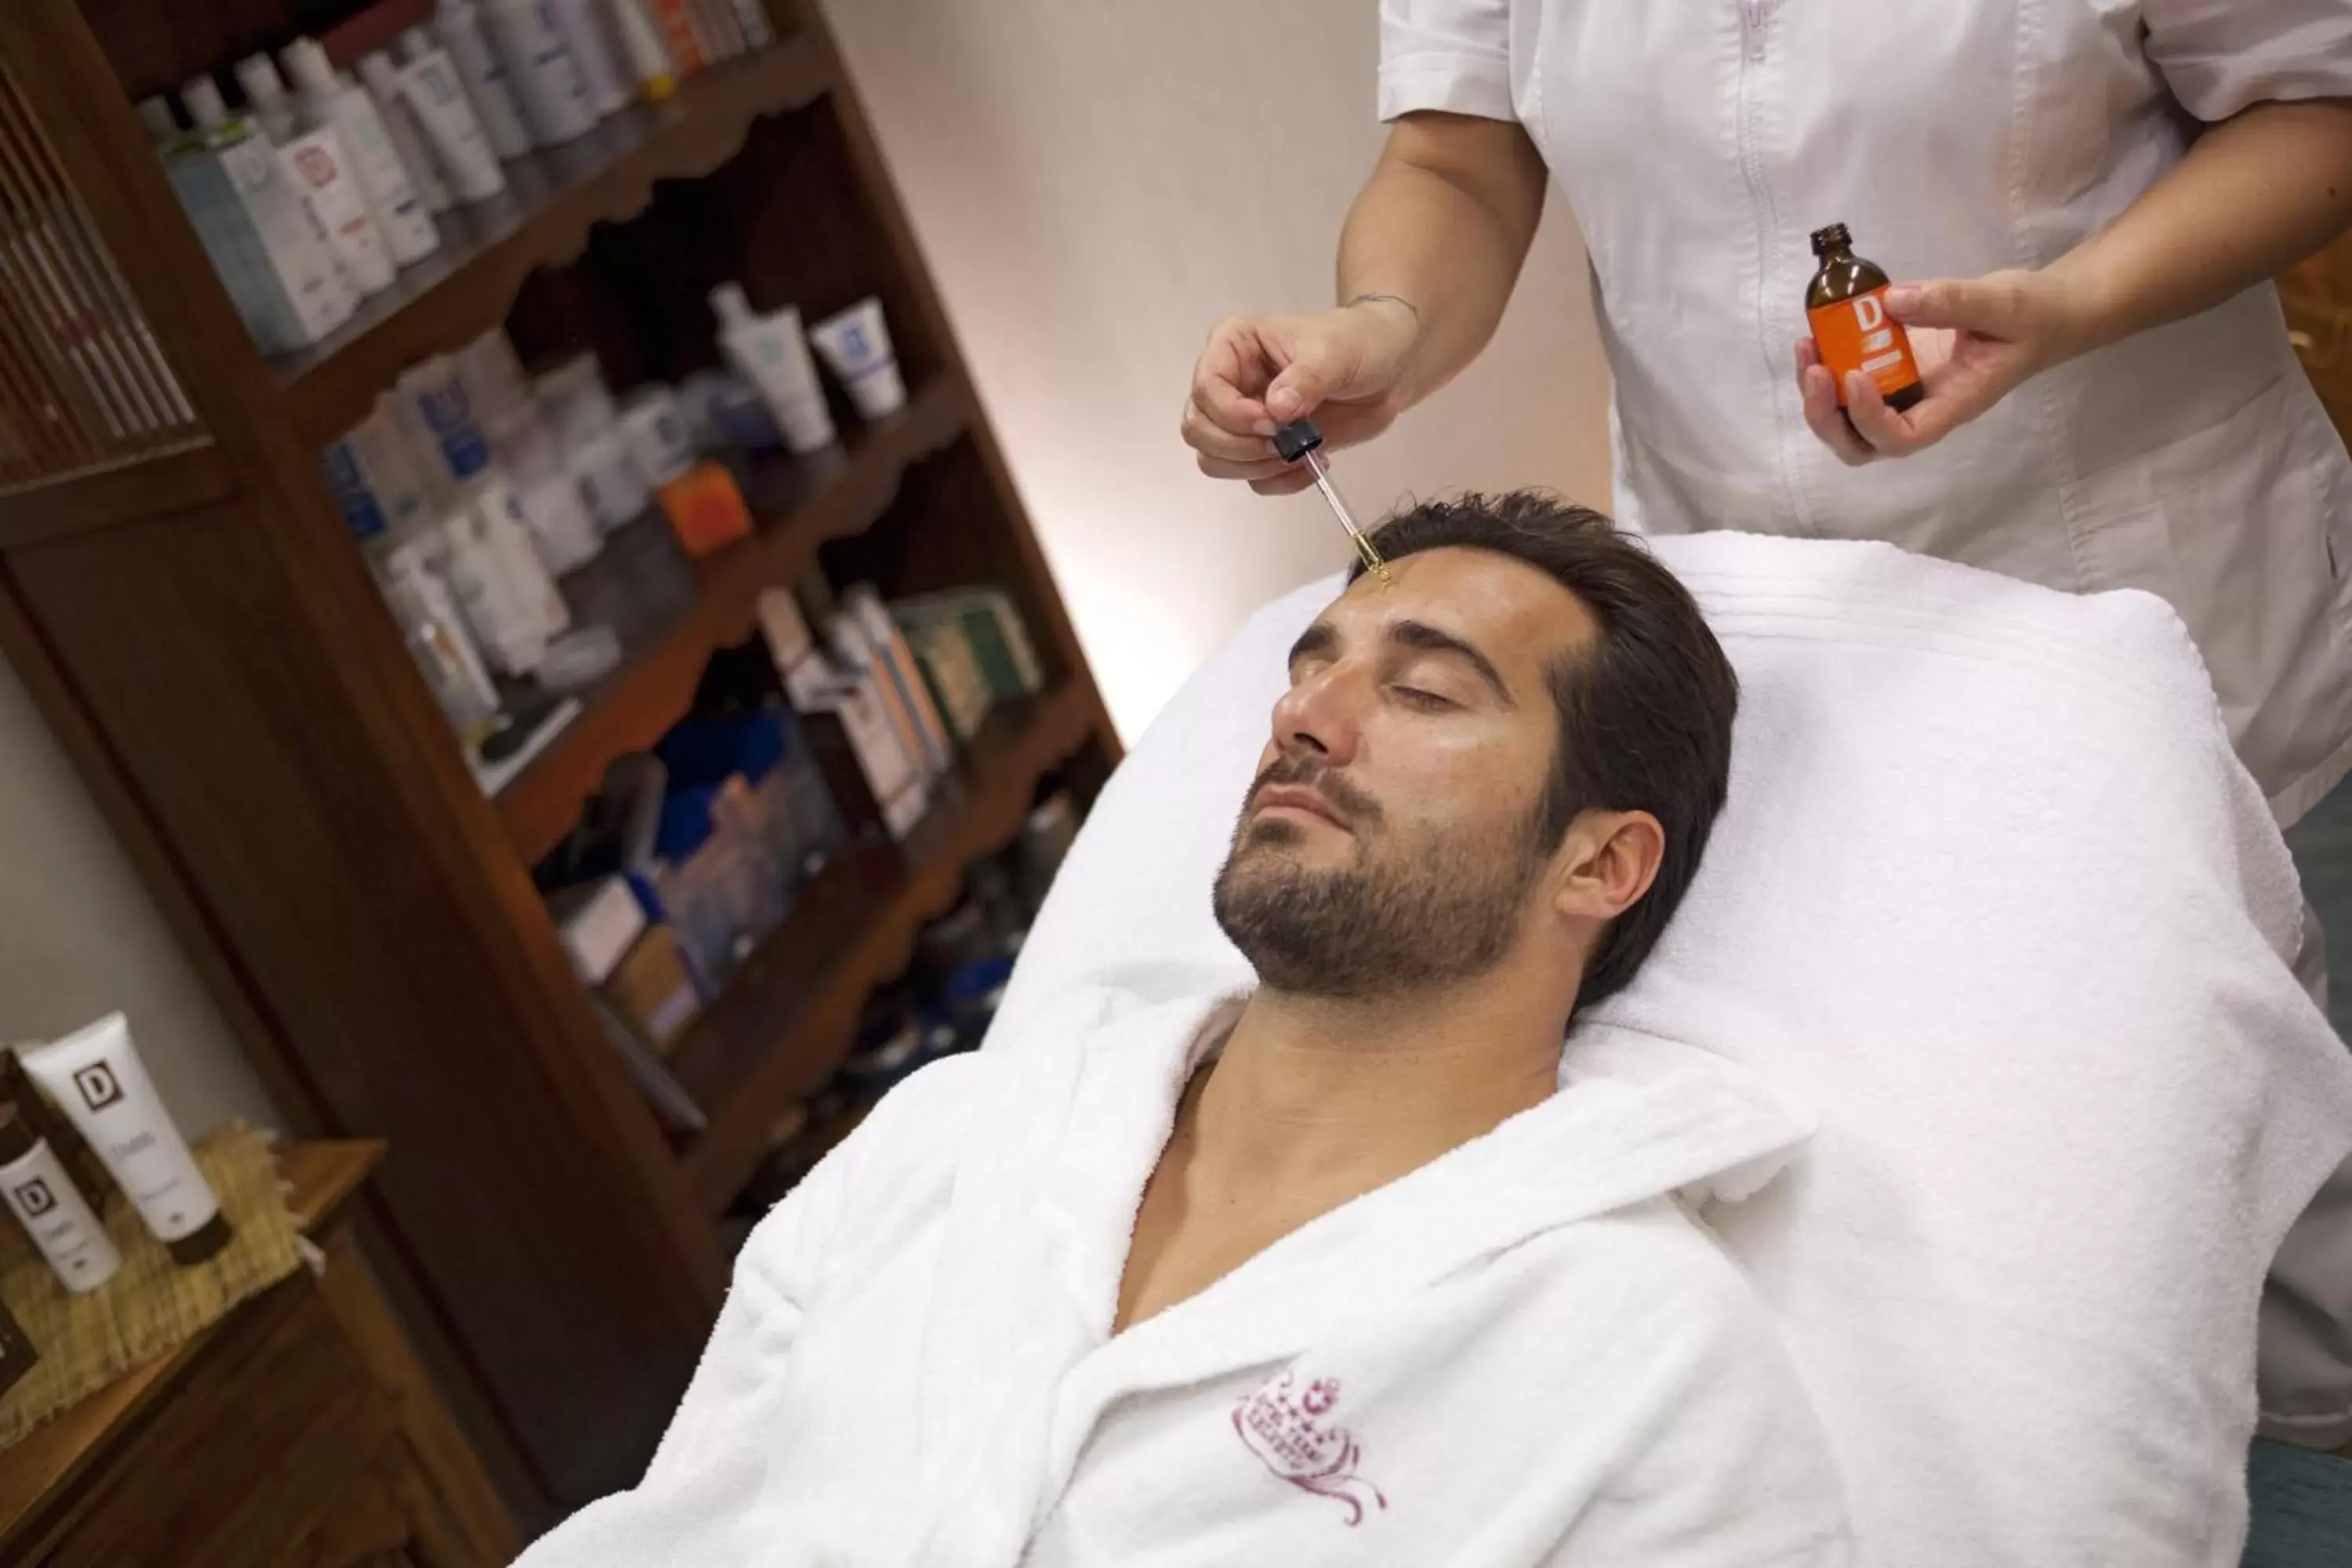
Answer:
[1351,492,1737,1010]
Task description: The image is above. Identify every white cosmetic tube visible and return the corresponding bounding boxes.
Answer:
[397,40,509,203]
[0,1104,122,1294]
[710,283,835,453]
[808,297,906,420]
[432,0,535,158]
[20,1014,231,1265]
[358,51,451,214]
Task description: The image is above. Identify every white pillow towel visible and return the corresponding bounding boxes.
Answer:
[993,532,2352,1566]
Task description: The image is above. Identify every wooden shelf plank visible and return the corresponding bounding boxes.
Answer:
[677,681,1097,1211]
[272,39,832,448]
[493,372,971,866]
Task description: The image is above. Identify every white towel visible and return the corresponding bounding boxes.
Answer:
[997,532,2352,1565]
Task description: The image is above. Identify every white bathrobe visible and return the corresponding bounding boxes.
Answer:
[517,989,1855,1566]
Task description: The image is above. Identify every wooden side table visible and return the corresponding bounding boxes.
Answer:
[0,1142,518,1566]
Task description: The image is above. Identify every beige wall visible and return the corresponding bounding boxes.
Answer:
[0,659,278,1136]
[826,0,1613,739]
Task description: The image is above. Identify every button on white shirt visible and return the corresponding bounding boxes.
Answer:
[1382,0,2352,822]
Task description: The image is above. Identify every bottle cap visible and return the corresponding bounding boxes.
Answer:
[709,283,753,328]
[358,51,401,92]
[1272,418,1323,463]
[0,1103,38,1166]
[1809,223,1853,256]
[398,27,436,65]
[181,74,230,130]
[282,38,340,100]
[236,53,292,112]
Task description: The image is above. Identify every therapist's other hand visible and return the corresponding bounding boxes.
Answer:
[1182,300,1420,495]
[1796,269,2092,466]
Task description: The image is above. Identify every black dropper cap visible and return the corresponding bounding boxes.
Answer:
[1272,418,1323,463]
[1809,223,1853,257]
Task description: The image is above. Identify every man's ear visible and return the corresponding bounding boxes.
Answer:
[1551,810,1666,924]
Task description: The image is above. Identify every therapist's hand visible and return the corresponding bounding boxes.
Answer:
[1181,299,1421,495]
[1796,269,2095,465]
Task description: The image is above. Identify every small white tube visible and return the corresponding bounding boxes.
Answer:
[280,125,397,294]
[432,0,535,159]
[710,283,836,454]
[397,40,509,204]
[285,38,440,267]
[808,297,906,420]
[358,52,451,214]
[0,1105,122,1294]
[20,1014,230,1263]
[483,0,598,146]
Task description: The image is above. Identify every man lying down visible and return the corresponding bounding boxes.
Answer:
[518,494,1854,1566]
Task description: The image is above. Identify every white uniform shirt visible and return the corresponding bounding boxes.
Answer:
[1382,0,2352,821]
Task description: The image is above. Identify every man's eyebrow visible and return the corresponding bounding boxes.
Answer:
[1288,621,1338,665]
[1390,619,1514,705]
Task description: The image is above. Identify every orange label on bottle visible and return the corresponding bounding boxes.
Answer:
[1807,287,1921,407]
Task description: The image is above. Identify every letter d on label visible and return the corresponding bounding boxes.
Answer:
[1854,294,1885,332]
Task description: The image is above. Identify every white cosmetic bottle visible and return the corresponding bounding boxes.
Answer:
[546,0,632,118]
[0,1102,121,1295]
[482,0,598,146]
[434,0,535,159]
[232,54,299,143]
[135,95,180,143]
[607,0,677,100]
[285,38,440,267]
[710,283,836,454]
[358,51,451,214]
[180,74,232,132]
[396,31,510,203]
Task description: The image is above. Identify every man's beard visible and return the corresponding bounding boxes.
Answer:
[1211,756,1549,1000]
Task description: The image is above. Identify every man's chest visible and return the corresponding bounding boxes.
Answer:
[1114,1150,1372,1334]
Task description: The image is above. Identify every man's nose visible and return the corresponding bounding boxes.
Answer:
[1272,666,1363,766]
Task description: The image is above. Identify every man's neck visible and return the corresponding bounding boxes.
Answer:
[1192,970,1570,1195]
[1112,964,1574,1334]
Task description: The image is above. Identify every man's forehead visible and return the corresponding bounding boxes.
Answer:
[1317,546,1597,665]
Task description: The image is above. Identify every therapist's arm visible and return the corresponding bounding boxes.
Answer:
[1809,98,2352,463]
[1182,111,1547,495]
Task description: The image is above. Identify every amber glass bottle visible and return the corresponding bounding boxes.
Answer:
[1806,223,1924,412]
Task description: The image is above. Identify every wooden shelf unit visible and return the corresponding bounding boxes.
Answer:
[0,0,1118,1530]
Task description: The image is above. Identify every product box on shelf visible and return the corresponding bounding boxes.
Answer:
[163,126,355,354]
[893,587,1044,704]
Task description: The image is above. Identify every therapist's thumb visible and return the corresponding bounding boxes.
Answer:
[1885,273,2040,339]
[1264,361,1332,424]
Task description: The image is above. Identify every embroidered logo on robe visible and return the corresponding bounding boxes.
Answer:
[1232,1370,1388,1525]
